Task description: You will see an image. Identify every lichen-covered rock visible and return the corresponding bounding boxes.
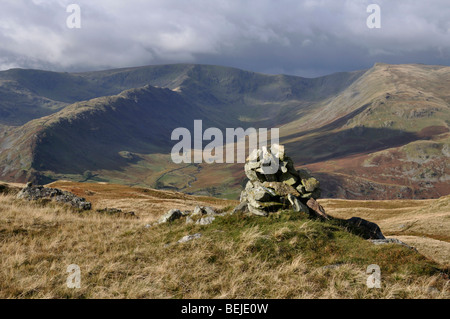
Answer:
[159,206,221,225]
[177,233,202,244]
[263,182,300,198]
[244,163,261,182]
[280,172,298,186]
[196,216,216,225]
[192,206,218,217]
[287,194,309,214]
[203,206,217,216]
[271,144,285,161]
[17,184,91,210]
[247,183,274,202]
[158,209,183,224]
[302,177,320,193]
[247,204,269,216]
[232,201,249,214]
[192,205,204,217]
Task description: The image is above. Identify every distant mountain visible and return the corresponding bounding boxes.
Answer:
[0,63,448,199]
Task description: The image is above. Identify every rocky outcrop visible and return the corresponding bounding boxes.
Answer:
[158,209,184,224]
[17,183,91,210]
[96,208,138,219]
[346,217,385,240]
[237,144,329,219]
[196,216,216,225]
[157,205,225,225]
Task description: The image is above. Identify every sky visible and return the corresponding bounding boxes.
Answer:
[0,0,449,77]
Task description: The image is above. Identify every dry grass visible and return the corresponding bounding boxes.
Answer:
[320,196,450,266]
[0,191,448,299]
[46,181,237,224]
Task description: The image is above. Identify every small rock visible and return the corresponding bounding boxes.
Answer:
[296,185,306,194]
[244,163,260,182]
[322,263,345,270]
[247,204,269,217]
[192,206,205,217]
[302,177,320,192]
[306,198,330,220]
[191,206,218,217]
[263,182,300,197]
[246,160,261,170]
[287,194,309,214]
[158,209,183,224]
[369,238,417,251]
[240,190,248,202]
[280,172,298,186]
[196,216,216,225]
[271,144,285,161]
[232,201,249,214]
[247,184,274,202]
[177,233,202,244]
[247,197,284,213]
[203,206,217,215]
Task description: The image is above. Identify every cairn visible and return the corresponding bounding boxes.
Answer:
[237,144,329,219]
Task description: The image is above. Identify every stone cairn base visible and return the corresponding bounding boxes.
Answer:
[235,144,330,219]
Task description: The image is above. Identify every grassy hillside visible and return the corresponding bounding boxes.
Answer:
[0,182,448,299]
[44,181,450,267]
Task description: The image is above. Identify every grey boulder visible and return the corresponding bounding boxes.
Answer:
[158,209,183,224]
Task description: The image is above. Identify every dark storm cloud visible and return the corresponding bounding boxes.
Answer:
[0,0,449,77]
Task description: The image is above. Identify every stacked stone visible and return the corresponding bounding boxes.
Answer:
[239,144,328,219]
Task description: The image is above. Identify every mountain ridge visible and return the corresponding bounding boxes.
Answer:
[0,63,448,199]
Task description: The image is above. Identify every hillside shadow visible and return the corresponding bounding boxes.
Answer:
[283,126,420,165]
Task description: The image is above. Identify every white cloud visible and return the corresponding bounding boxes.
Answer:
[0,0,448,76]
